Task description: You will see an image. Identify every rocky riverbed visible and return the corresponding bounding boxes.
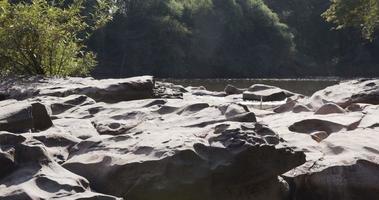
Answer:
[0,76,378,200]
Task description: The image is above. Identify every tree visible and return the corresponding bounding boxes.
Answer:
[90,0,295,78]
[323,0,379,40]
[0,0,113,76]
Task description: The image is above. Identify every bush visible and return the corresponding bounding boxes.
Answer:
[323,0,379,40]
[0,0,112,76]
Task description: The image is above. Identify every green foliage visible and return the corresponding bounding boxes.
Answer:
[0,0,112,76]
[91,0,295,78]
[323,0,379,40]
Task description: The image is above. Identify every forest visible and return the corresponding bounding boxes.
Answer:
[0,0,378,78]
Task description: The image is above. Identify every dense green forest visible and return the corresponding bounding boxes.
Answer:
[0,0,378,78]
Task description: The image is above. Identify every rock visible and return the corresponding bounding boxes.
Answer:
[224,84,245,95]
[31,102,54,130]
[243,84,295,102]
[224,104,249,119]
[0,76,154,102]
[47,95,96,115]
[53,118,100,139]
[311,79,379,108]
[292,104,312,113]
[315,103,346,115]
[0,101,53,133]
[0,133,122,200]
[310,131,329,142]
[154,81,185,99]
[345,103,371,112]
[306,94,330,111]
[274,99,297,113]
[293,160,379,200]
[0,150,15,179]
[186,86,226,97]
[288,112,363,135]
[289,119,346,134]
[284,128,379,200]
[31,129,81,164]
[359,105,379,128]
[61,99,304,200]
[5,77,379,200]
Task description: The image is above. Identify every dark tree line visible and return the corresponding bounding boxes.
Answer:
[88,0,379,78]
[89,0,295,78]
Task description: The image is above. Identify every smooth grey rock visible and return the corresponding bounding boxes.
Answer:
[0,76,154,103]
[0,132,122,200]
[292,104,312,113]
[60,99,304,200]
[311,79,379,108]
[292,160,379,200]
[224,84,245,95]
[315,103,346,115]
[243,84,295,102]
[0,101,52,132]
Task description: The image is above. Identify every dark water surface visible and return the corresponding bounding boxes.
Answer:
[159,79,341,96]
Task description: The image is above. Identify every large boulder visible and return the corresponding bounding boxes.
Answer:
[243,84,295,102]
[61,99,305,200]
[288,112,363,135]
[0,76,155,103]
[285,128,379,200]
[0,101,52,133]
[311,79,379,108]
[260,92,379,200]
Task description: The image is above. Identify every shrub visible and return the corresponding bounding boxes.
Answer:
[0,0,112,76]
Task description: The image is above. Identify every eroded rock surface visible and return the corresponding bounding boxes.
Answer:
[1,77,379,200]
[261,80,379,200]
[0,132,121,200]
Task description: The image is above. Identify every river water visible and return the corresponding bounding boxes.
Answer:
[159,79,341,96]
